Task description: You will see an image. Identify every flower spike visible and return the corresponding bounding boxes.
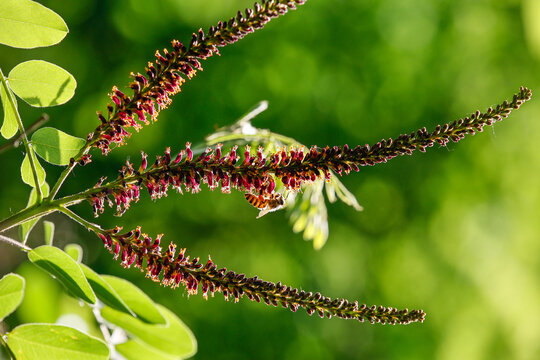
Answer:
[86,0,308,157]
[95,227,425,325]
[81,87,531,217]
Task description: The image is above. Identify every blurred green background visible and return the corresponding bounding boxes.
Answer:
[1,0,539,359]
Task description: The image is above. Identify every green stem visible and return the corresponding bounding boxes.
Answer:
[47,145,91,201]
[0,67,43,200]
[56,206,104,234]
[0,203,54,233]
[0,189,104,233]
[90,304,114,353]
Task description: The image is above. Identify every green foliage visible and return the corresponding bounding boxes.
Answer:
[14,263,61,324]
[115,338,183,360]
[5,324,109,360]
[28,245,96,304]
[64,243,83,262]
[0,80,17,139]
[79,264,134,317]
[102,305,197,359]
[0,273,25,322]
[8,60,76,107]
[0,0,68,49]
[43,220,55,246]
[20,150,46,187]
[101,275,166,325]
[31,127,85,165]
[0,1,198,358]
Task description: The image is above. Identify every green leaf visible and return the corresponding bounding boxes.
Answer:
[116,338,179,360]
[21,149,46,187]
[79,265,134,317]
[6,324,109,360]
[31,127,85,165]
[8,60,76,107]
[43,220,55,246]
[64,244,83,262]
[289,180,329,250]
[15,263,61,324]
[0,79,18,139]
[102,305,197,358]
[0,273,25,322]
[327,175,363,211]
[28,246,96,304]
[0,0,68,49]
[20,182,49,244]
[101,275,166,325]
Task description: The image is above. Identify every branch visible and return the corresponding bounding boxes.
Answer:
[0,114,49,154]
[0,234,31,251]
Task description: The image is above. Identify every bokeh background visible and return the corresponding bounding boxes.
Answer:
[1,0,539,359]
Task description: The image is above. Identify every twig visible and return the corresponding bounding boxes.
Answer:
[0,234,31,251]
[0,114,50,154]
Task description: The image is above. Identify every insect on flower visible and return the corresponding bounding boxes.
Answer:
[244,192,286,218]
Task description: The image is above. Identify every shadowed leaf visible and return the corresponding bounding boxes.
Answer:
[28,245,96,304]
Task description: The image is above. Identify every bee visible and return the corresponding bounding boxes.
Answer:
[244,192,286,218]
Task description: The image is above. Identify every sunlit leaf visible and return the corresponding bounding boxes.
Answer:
[19,182,49,244]
[43,220,55,246]
[15,262,60,323]
[28,246,96,304]
[0,79,18,139]
[289,180,329,250]
[0,273,25,322]
[6,324,108,360]
[0,0,68,49]
[9,60,76,107]
[116,338,180,360]
[31,127,85,165]
[327,175,363,211]
[64,244,83,262]
[101,275,166,325]
[102,305,197,358]
[79,264,134,317]
[20,149,46,187]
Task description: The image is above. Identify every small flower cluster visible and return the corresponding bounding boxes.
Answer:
[85,87,531,217]
[96,226,425,325]
[86,0,307,157]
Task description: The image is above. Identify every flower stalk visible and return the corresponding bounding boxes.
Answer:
[94,226,425,325]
